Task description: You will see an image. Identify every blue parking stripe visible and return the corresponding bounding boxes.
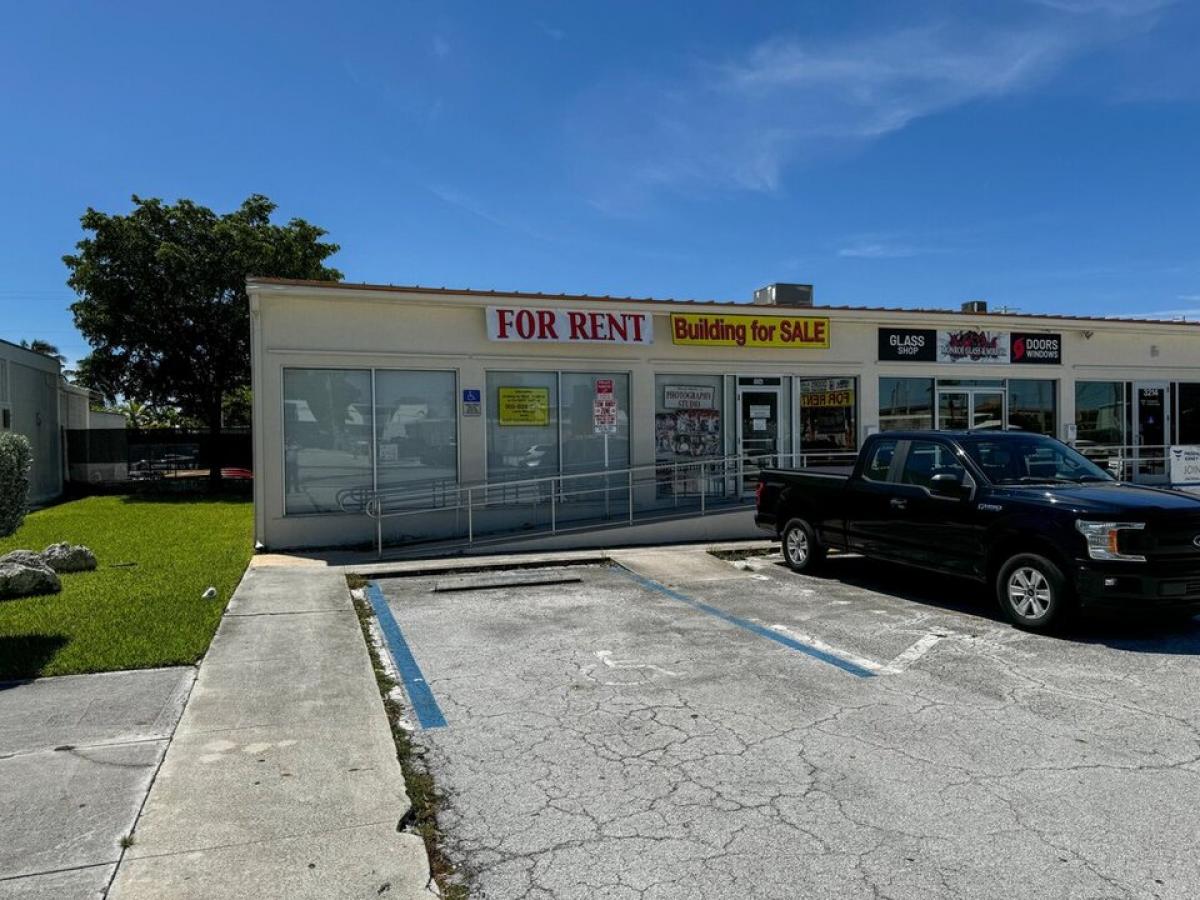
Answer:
[615,565,876,679]
[365,581,447,729]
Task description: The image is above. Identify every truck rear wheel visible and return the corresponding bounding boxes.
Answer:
[781,518,825,573]
[996,553,1071,632]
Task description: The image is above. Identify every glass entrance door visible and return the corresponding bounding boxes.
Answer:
[938,391,969,430]
[1133,382,1170,483]
[937,390,1006,431]
[971,391,1006,430]
[738,387,781,493]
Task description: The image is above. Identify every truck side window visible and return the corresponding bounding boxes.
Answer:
[902,441,966,489]
[862,440,899,482]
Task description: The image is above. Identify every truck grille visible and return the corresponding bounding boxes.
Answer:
[1148,515,1200,562]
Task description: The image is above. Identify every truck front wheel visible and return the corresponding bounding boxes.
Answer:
[996,553,1071,631]
[781,518,825,573]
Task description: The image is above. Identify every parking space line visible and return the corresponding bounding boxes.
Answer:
[886,632,948,673]
[766,623,886,675]
[365,581,447,729]
[614,565,877,679]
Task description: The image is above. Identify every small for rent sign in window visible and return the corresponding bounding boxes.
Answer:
[498,387,550,426]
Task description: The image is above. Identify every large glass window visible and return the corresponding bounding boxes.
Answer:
[560,373,631,475]
[283,368,372,514]
[655,375,724,463]
[880,378,933,431]
[374,371,458,497]
[486,371,558,482]
[799,377,857,451]
[485,370,631,486]
[1008,380,1056,435]
[1179,384,1200,445]
[1075,382,1126,447]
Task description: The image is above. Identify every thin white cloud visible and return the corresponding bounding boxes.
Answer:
[569,5,1171,212]
[837,240,942,260]
[1026,0,1174,15]
[1108,306,1200,319]
[537,21,566,41]
[432,36,451,59]
[1177,294,1200,302]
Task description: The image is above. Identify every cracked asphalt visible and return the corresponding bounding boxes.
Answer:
[376,548,1200,900]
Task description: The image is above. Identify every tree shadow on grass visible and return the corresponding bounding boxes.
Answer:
[0,634,70,685]
[118,491,251,505]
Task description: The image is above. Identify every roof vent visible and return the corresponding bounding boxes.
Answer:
[961,300,988,314]
[753,283,814,308]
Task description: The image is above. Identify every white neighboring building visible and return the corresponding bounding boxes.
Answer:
[0,339,65,505]
[0,339,127,506]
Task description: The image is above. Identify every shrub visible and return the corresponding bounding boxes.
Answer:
[0,433,32,537]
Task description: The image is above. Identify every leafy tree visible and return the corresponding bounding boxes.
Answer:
[20,339,66,364]
[65,194,341,483]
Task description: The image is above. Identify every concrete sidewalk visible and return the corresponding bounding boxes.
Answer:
[109,564,433,899]
[0,667,193,900]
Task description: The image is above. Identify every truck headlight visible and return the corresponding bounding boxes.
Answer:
[1074,520,1146,562]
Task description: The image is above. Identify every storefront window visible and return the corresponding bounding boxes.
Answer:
[1178,384,1200,445]
[283,368,372,514]
[560,373,630,474]
[486,371,558,482]
[1075,382,1126,447]
[879,378,933,431]
[1008,380,1056,435]
[655,375,724,462]
[799,377,857,451]
[374,370,458,497]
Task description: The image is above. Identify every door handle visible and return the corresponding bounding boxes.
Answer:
[889,498,907,509]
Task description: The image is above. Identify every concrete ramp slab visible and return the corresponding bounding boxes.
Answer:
[610,547,755,587]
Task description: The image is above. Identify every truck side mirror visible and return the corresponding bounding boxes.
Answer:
[929,472,964,497]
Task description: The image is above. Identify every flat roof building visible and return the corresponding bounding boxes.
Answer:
[248,278,1200,551]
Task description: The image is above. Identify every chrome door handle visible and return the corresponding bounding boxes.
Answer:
[889,498,907,509]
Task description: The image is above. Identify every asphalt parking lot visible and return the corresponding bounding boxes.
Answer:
[375,547,1200,900]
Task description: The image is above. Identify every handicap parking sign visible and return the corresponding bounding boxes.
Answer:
[461,388,482,417]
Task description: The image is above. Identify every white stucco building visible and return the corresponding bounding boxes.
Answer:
[248,278,1200,551]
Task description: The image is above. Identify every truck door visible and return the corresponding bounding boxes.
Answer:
[892,439,981,575]
[843,438,904,559]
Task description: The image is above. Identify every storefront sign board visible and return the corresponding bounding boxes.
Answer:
[670,313,829,349]
[880,327,1062,365]
[487,307,653,344]
[498,387,550,426]
[878,328,936,362]
[1010,332,1062,365]
[663,385,717,409]
[937,329,1009,364]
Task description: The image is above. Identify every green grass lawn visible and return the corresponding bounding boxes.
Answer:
[0,495,253,680]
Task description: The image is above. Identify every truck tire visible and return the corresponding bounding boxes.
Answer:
[781,518,825,573]
[996,553,1072,632]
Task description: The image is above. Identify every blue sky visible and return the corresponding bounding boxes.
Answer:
[2,0,1198,367]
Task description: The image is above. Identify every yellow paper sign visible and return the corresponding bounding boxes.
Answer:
[498,387,550,426]
[670,313,830,349]
[801,389,855,408]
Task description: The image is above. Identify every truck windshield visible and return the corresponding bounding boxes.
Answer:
[959,435,1115,485]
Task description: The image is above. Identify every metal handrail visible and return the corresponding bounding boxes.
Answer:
[357,450,859,556]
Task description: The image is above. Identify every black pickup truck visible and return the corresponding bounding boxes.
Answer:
[756,430,1200,631]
